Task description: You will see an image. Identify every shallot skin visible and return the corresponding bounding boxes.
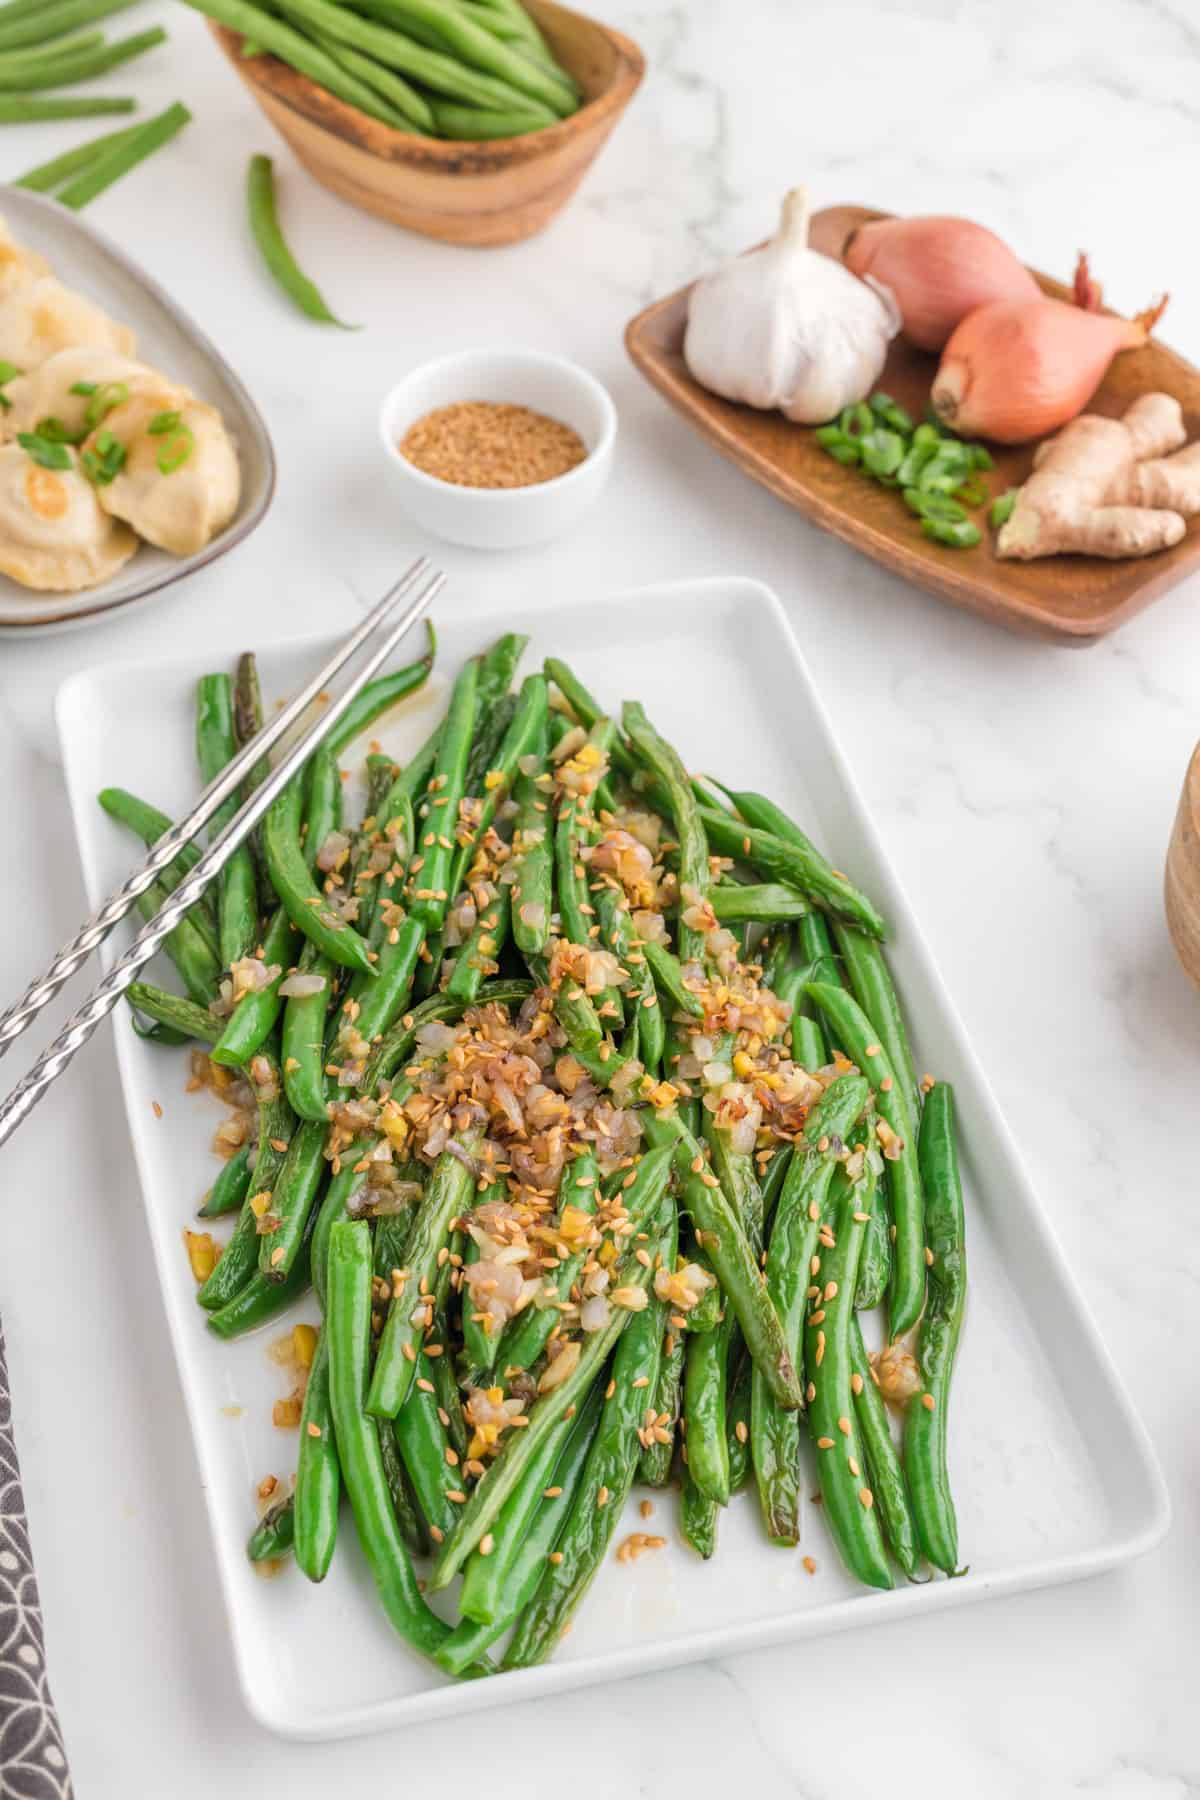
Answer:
[843,215,1040,352]
[931,295,1164,445]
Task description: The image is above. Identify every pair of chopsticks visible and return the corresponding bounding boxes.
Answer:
[0,559,444,1152]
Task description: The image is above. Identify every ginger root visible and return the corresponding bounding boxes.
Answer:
[996,392,1200,560]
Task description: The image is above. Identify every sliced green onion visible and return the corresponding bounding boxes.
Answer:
[17,431,72,471]
[83,379,128,431]
[902,489,968,524]
[869,392,914,434]
[69,379,98,396]
[970,445,994,471]
[838,401,874,438]
[34,414,86,445]
[953,476,989,509]
[920,517,982,549]
[81,427,126,485]
[156,422,194,474]
[990,489,1018,528]
[860,427,905,480]
[147,408,182,435]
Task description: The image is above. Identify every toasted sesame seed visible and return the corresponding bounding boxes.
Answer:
[430,1525,444,1543]
[401,1341,416,1363]
[824,1281,839,1301]
[922,1392,936,1411]
[270,1246,285,1267]
[837,1415,851,1435]
[605,1379,616,1400]
[306,1422,322,1438]
[544,1486,563,1499]
[848,1457,860,1477]
[859,1487,874,1509]
[925,1245,935,1266]
[802,1555,817,1575]
[865,1043,881,1058]
[479,1534,494,1557]
[735,1420,748,1444]
[640,1498,653,1520]
[817,1434,836,1450]
[815,1331,826,1366]
[548,1550,563,1564]
[446,1489,467,1504]
[806,1381,816,1402]
[850,1372,864,1396]
[416,1377,434,1393]
[597,1486,609,1507]
[445,1447,459,1466]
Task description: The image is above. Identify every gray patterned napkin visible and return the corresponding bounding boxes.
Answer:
[0,1319,73,1798]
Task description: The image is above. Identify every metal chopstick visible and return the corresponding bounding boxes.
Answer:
[0,556,431,1061]
[0,566,444,1153]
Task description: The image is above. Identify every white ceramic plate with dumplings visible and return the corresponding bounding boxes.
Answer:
[0,185,275,638]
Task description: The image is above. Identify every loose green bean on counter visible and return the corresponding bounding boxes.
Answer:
[105,622,971,1677]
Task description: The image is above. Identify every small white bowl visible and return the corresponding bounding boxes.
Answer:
[379,349,616,550]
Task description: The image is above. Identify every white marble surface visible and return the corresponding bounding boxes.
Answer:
[1,0,1198,1791]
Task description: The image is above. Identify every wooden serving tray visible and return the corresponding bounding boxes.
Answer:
[625,203,1200,642]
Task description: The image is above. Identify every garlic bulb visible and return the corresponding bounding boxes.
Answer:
[684,187,901,424]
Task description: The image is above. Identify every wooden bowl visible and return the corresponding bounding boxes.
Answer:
[1166,742,1200,988]
[210,2,643,247]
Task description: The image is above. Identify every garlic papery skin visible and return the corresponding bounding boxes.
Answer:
[683,187,901,424]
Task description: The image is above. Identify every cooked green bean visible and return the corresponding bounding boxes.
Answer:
[195,674,259,968]
[495,1149,598,1376]
[850,1316,920,1579]
[709,882,810,925]
[247,1495,294,1562]
[125,981,219,1044]
[699,805,885,941]
[198,1142,252,1219]
[263,778,375,975]
[623,700,708,964]
[905,1081,966,1573]
[210,906,298,1068]
[326,1222,451,1656]
[257,1116,327,1281]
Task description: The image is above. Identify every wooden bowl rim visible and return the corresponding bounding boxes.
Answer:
[210,5,644,169]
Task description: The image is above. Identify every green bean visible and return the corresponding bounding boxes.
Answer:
[444,886,510,1004]
[504,1197,674,1665]
[0,93,134,118]
[57,96,189,209]
[247,151,355,324]
[593,881,665,1073]
[198,1057,295,1314]
[136,876,219,1007]
[368,1127,482,1418]
[125,981,219,1044]
[199,1142,252,1219]
[905,1081,966,1573]
[179,0,420,126]
[805,980,925,1340]
[14,119,141,188]
[447,671,548,912]
[833,922,921,1130]
[361,977,533,1094]
[0,0,140,51]
[750,1074,870,1545]
[377,1412,430,1558]
[699,802,885,941]
[321,625,437,753]
[97,786,218,943]
[205,1213,314,1338]
[709,883,810,925]
[326,1222,451,1657]
[725,1351,753,1492]
[794,910,842,992]
[804,1155,893,1590]
[683,1306,731,1505]
[195,674,259,968]
[850,1316,920,1578]
[232,650,275,908]
[0,34,105,76]
[281,945,334,1121]
[622,701,708,965]
[459,1236,497,1381]
[409,654,478,929]
[302,743,342,874]
[435,1386,601,1677]
[680,1463,717,1557]
[258,1117,327,1282]
[308,26,432,132]
[247,1495,294,1562]
[210,906,298,1068]
[294,1324,339,1579]
[263,778,375,976]
[496,1149,598,1376]
[543,658,637,777]
[640,939,704,1019]
[429,99,551,138]
[0,26,166,92]
[637,1304,683,1486]
[394,1348,459,1542]
[355,0,576,116]
[427,1146,673,1593]
[641,1112,802,1412]
[510,718,552,957]
[282,0,556,118]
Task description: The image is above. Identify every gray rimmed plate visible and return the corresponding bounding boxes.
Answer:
[0,185,275,639]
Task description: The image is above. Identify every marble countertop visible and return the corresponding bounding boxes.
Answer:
[2,0,1199,1792]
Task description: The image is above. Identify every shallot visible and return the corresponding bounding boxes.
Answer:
[843,214,1039,351]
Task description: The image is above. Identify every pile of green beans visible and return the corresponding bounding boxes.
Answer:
[814,391,995,549]
[0,0,181,147]
[110,624,969,1674]
[181,0,582,141]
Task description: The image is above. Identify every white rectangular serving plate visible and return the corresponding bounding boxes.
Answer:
[0,185,274,638]
[56,576,1169,1741]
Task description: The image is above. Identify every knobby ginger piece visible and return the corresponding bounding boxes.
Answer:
[997,391,1199,560]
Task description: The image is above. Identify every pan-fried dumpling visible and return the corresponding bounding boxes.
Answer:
[0,274,135,371]
[0,346,188,445]
[88,392,239,557]
[0,441,138,591]
[0,216,50,296]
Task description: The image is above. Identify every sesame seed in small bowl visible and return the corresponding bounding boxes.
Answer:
[379,349,616,550]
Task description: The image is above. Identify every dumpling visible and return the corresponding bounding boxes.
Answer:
[0,441,139,591]
[1,346,188,445]
[88,392,240,556]
[0,274,135,371]
[0,216,50,297]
